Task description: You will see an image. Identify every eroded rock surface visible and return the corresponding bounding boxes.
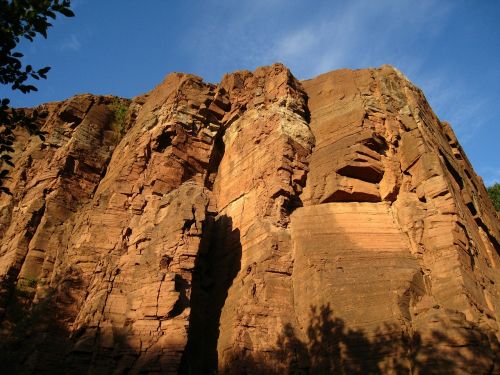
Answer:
[0,64,498,374]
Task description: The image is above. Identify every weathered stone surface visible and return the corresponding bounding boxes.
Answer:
[299,66,500,374]
[0,64,498,374]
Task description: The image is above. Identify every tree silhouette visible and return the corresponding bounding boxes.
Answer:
[220,304,498,375]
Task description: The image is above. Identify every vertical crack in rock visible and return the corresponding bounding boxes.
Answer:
[182,64,316,374]
[180,214,242,374]
[204,129,225,191]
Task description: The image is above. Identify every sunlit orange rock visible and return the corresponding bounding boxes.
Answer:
[0,64,498,374]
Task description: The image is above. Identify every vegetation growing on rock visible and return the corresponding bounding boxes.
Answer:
[487,182,500,211]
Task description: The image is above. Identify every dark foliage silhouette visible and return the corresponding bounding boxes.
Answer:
[0,266,498,373]
[0,0,74,194]
[220,303,498,375]
[0,267,84,374]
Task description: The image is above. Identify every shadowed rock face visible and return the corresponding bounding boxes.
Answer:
[0,64,498,374]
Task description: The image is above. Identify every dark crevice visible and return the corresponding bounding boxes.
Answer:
[363,134,388,156]
[284,194,304,215]
[432,190,450,199]
[303,93,311,124]
[144,142,152,164]
[124,227,132,238]
[474,218,500,256]
[286,137,312,217]
[322,190,381,203]
[384,184,400,203]
[464,169,479,192]
[60,156,75,178]
[180,163,198,184]
[152,130,174,153]
[182,218,196,232]
[456,220,477,270]
[75,161,103,176]
[179,215,242,374]
[159,255,172,270]
[59,109,84,126]
[336,165,384,183]
[26,203,46,238]
[204,129,225,190]
[466,202,478,216]
[167,274,190,319]
[468,248,476,270]
[453,149,463,160]
[439,151,464,189]
[464,169,472,180]
[198,106,223,123]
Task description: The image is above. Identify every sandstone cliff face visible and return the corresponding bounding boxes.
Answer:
[0,64,499,374]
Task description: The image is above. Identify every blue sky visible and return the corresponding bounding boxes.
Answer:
[3,0,499,185]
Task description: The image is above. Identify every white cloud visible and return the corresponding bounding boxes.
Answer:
[182,0,490,152]
[277,28,316,58]
[259,0,494,181]
[60,34,81,52]
[266,0,454,79]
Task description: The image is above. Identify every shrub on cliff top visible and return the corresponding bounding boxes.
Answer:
[109,99,128,136]
[487,183,500,211]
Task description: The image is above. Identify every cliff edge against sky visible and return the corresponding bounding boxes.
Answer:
[0,64,499,374]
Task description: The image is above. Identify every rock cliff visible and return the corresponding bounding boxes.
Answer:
[0,64,499,374]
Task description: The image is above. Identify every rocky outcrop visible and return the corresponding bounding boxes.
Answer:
[0,64,498,374]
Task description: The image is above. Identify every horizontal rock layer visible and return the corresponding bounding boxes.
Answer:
[0,64,499,374]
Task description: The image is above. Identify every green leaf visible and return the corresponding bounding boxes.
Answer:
[38,66,51,75]
[59,8,75,17]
